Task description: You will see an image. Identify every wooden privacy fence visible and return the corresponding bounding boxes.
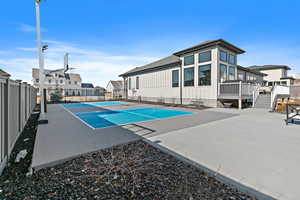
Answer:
[0,76,37,174]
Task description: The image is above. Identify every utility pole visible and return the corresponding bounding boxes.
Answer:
[35,0,46,118]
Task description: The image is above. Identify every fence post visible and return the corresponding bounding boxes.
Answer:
[17,80,22,132]
[3,78,9,162]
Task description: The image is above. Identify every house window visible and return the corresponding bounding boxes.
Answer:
[219,64,227,82]
[172,70,179,87]
[228,54,236,65]
[75,81,78,85]
[228,66,235,80]
[128,78,131,89]
[184,67,194,86]
[69,81,71,84]
[36,79,39,83]
[136,77,139,89]
[281,81,287,86]
[199,64,211,86]
[184,55,194,66]
[199,51,211,63]
[268,82,273,86]
[56,80,58,84]
[60,80,63,84]
[48,79,51,84]
[220,50,227,62]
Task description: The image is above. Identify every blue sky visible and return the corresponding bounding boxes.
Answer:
[1,0,300,86]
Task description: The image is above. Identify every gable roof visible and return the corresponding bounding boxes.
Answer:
[173,39,245,56]
[248,65,291,71]
[108,80,123,89]
[0,69,10,78]
[119,55,180,77]
[81,83,94,88]
[237,65,267,76]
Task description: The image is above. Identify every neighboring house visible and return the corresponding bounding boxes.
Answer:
[32,68,82,96]
[95,86,106,96]
[120,39,265,108]
[247,65,295,86]
[0,69,10,78]
[290,73,300,85]
[106,80,124,98]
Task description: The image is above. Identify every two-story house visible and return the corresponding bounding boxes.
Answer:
[32,68,82,96]
[248,65,295,86]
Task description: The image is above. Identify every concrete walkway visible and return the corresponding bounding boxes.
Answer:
[148,108,300,200]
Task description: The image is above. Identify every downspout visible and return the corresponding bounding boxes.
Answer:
[180,63,183,105]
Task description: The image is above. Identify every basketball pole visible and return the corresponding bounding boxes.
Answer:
[35,0,46,120]
[35,0,44,113]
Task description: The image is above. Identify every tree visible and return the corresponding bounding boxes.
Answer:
[50,85,63,103]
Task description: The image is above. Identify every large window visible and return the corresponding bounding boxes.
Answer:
[184,55,194,66]
[228,54,236,64]
[136,77,139,89]
[128,78,131,89]
[219,64,227,82]
[220,50,227,62]
[228,66,235,80]
[199,64,211,86]
[172,70,179,87]
[199,51,211,63]
[184,67,194,86]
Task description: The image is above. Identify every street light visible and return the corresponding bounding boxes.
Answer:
[35,0,47,122]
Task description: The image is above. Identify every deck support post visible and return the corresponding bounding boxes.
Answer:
[238,81,242,110]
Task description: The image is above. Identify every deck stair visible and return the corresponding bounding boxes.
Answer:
[254,94,271,109]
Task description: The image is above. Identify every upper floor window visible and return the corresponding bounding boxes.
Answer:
[136,77,139,89]
[220,50,227,62]
[128,78,131,89]
[228,54,236,65]
[56,80,59,84]
[60,80,63,84]
[184,55,194,66]
[172,70,179,87]
[48,79,51,84]
[74,81,78,85]
[36,79,39,83]
[199,64,211,86]
[228,66,236,80]
[199,51,211,63]
[69,81,71,84]
[220,64,227,82]
[184,67,194,86]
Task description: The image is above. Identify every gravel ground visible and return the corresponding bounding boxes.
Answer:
[0,129,256,200]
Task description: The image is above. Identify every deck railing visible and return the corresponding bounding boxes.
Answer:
[0,75,37,175]
[218,82,259,98]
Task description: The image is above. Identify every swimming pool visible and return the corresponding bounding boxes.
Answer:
[76,107,193,129]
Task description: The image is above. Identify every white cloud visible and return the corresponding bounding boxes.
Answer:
[18,23,46,33]
[238,43,300,74]
[2,40,159,87]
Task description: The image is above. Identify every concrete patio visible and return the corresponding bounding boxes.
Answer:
[148,108,300,200]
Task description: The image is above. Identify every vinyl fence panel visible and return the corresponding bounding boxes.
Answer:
[0,77,37,175]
